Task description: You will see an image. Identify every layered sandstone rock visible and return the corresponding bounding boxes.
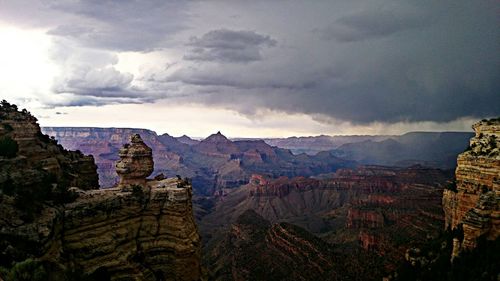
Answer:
[442,118,500,258]
[0,101,99,189]
[206,210,339,281]
[115,134,154,188]
[202,165,450,277]
[1,178,202,281]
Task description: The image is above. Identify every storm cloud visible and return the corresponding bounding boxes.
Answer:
[184,29,276,63]
[0,0,498,127]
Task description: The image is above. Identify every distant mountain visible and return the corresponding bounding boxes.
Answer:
[331,132,473,169]
[175,134,199,145]
[42,127,354,194]
[261,135,393,155]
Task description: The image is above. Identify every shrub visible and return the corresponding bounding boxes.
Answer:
[2,124,13,132]
[0,136,18,158]
[444,180,457,192]
[489,136,497,149]
[131,184,144,198]
[177,177,191,188]
[5,259,48,281]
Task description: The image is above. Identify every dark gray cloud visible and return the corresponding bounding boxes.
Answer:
[1,0,498,125]
[44,94,154,108]
[184,29,276,63]
[150,0,499,124]
[0,0,190,51]
[317,6,433,42]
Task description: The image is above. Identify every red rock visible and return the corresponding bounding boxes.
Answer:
[442,119,499,258]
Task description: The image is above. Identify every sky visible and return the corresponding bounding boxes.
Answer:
[0,0,498,138]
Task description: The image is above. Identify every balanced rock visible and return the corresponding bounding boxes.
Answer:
[116,134,154,188]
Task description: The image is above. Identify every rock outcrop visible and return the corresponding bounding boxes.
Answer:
[0,102,202,280]
[116,134,154,188]
[41,127,188,188]
[1,178,203,281]
[442,118,500,258]
[0,101,98,190]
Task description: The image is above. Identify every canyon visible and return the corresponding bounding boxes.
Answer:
[41,127,471,196]
[201,165,452,278]
[205,209,374,281]
[42,127,354,194]
[385,118,500,281]
[3,100,497,280]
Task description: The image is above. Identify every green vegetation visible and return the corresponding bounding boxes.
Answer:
[1,259,48,281]
[444,180,458,192]
[131,184,144,197]
[483,117,500,125]
[2,123,13,132]
[0,260,112,281]
[0,136,18,158]
[488,135,497,148]
[0,171,78,221]
[177,177,191,188]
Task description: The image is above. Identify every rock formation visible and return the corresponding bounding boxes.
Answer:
[206,210,340,281]
[201,165,451,277]
[0,102,203,280]
[1,178,203,280]
[0,101,99,190]
[42,127,188,188]
[442,118,500,258]
[42,127,355,194]
[115,134,154,188]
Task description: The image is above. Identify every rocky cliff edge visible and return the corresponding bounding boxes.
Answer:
[442,118,499,258]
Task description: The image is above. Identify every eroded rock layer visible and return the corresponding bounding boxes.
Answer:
[442,118,500,257]
[206,210,339,281]
[202,165,451,276]
[1,179,202,280]
[0,101,98,190]
[115,134,154,188]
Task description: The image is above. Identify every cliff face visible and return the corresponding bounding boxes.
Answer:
[442,118,500,257]
[206,210,340,281]
[1,179,202,280]
[0,102,98,190]
[0,102,202,280]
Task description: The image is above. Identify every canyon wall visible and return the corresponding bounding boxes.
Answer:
[442,118,499,257]
[0,102,98,190]
[202,165,450,276]
[42,127,354,194]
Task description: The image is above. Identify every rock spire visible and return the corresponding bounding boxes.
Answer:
[115,134,154,188]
